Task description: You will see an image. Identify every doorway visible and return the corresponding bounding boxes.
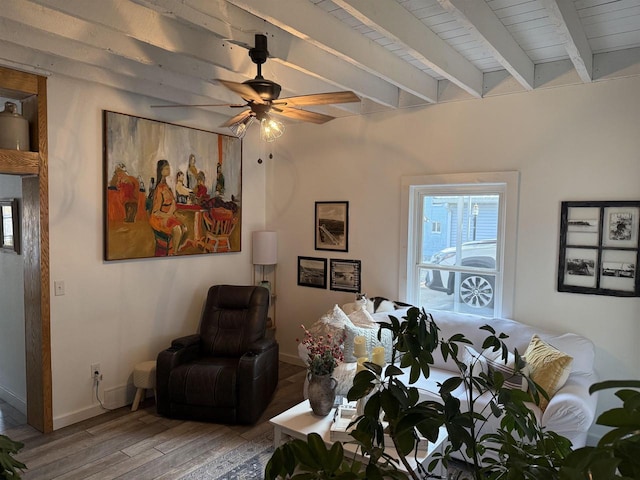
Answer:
[0,67,52,433]
[0,174,26,431]
[0,172,51,433]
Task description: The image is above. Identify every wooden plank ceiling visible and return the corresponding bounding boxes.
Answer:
[0,0,639,126]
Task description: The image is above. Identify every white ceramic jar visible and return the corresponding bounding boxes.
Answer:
[0,101,30,151]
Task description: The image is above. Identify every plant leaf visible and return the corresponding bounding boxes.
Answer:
[326,441,345,473]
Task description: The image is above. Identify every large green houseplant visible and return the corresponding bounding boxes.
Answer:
[266,306,570,479]
[0,434,26,479]
[560,380,640,480]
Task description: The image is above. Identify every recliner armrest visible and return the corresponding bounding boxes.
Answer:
[161,333,201,370]
[237,340,279,424]
[246,337,277,355]
[170,334,201,350]
[156,334,202,415]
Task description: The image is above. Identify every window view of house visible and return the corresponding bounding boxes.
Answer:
[402,171,517,319]
[419,194,500,316]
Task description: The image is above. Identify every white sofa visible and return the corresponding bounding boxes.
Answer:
[300,306,598,449]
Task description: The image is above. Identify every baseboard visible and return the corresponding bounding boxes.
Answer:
[279,352,304,367]
[0,384,26,415]
[53,382,137,430]
[53,356,298,430]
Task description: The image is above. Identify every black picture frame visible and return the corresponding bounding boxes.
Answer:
[0,198,20,254]
[558,201,640,297]
[330,259,361,292]
[315,201,349,252]
[297,256,327,289]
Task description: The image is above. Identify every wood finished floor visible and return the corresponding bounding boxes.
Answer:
[0,397,27,434]
[3,362,306,480]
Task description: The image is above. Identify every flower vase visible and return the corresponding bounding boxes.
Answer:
[307,372,338,416]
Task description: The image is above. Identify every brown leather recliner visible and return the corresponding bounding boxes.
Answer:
[156,285,279,424]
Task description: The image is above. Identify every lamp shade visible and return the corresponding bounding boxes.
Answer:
[252,231,278,265]
[229,115,255,139]
[260,115,284,142]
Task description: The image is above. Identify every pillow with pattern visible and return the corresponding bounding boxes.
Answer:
[460,345,488,378]
[307,304,350,340]
[343,319,393,363]
[523,334,573,411]
[483,347,528,391]
[348,308,377,328]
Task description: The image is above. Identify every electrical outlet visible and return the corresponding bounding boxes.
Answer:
[90,363,101,381]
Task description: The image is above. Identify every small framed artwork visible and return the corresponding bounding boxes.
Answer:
[562,248,598,289]
[558,201,640,297]
[330,259,361,292]
[0,198,20,254]
[603,207,638,248]
[297,256,327,289]
[315,201,349,252]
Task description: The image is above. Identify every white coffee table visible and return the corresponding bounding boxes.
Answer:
[270,400,448,476]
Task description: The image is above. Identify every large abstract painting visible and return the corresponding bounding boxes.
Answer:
[103,111,242,260]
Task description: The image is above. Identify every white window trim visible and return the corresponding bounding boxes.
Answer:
[399,171,519,318]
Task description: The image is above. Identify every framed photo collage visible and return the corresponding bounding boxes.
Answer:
[558,201,640,297]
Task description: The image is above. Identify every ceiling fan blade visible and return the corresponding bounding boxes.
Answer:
[275,91,360,107]
[273,107,335,124]
[219,109,253,128]
[150,103,245,108]
[215,79,266,104]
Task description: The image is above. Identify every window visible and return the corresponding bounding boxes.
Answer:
[400,172,519,318]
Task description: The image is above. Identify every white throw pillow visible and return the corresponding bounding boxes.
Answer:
[348,308,377,328]
[343,319,394,364]
[307,304,350,339]
[483,348,528,391]
[460,345,488,378]
[542,333,591,375]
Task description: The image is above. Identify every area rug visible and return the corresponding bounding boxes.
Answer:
[216,456,473,480]
[187,431,474,480]
[181,431,275,480]
[212,441,275,480]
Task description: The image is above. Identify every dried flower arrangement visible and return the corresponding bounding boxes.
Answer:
[298,325,345,376]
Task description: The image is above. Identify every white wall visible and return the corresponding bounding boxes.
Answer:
[268,75,640,440]
[0,173,26,414]
[47,76,267,428]
[37,71,640,437]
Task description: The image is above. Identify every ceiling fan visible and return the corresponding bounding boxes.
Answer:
[152,34,361,141]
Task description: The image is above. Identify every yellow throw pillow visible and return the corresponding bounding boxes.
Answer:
[523,335,573,411]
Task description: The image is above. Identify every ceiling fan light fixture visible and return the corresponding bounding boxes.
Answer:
[260,115,284,142]
[158,34,359,141]
[229,115,255,139]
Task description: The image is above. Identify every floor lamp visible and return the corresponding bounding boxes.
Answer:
[252,231,277,327]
